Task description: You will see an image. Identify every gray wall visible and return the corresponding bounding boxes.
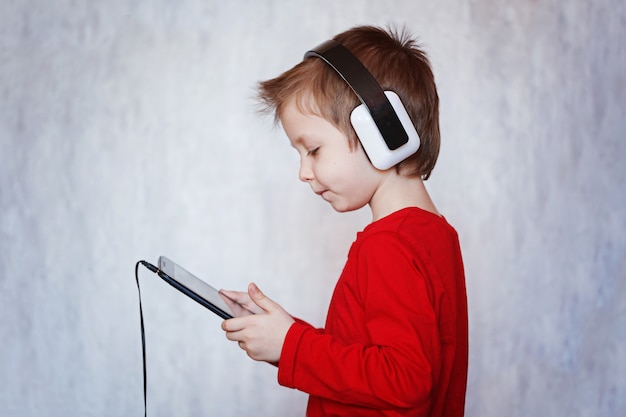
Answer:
[1,1,624,416]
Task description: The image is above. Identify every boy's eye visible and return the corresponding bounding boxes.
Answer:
[307,147,320,156]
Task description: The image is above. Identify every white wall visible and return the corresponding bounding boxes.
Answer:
[1,1,624,416]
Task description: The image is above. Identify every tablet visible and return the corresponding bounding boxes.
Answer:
[157,256,251,319]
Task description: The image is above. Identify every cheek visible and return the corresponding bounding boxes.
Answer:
[316,146,379,194]
[336,155,380,196]
[346,150,379,181]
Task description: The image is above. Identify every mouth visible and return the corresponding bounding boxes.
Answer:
[316,190,331,202]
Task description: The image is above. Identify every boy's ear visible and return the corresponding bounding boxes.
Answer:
[351,91,420,170]
[304,40,420,170]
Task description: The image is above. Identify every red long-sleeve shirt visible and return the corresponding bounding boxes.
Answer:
[278,207,468,416]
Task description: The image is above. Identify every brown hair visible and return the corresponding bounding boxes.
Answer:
[257,25,440,179]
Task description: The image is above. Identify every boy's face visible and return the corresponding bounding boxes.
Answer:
[280,98,384,213]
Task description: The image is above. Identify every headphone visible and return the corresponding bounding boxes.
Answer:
[304,39,420,170]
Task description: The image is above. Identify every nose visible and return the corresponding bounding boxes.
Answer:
[298,158,313,182]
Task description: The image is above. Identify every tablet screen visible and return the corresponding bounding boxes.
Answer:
[157,256,251,319]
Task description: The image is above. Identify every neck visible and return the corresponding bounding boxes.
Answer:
[369,173,439,222]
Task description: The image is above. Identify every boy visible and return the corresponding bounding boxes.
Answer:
[221,25,468,417]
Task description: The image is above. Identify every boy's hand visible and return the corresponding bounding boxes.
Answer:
[221,283,295,363]
[218,288,265,315]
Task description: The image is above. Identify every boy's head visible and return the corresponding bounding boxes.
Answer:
[257,25,440,180]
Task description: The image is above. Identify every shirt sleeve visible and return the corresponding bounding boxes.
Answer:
[277,231,443,411]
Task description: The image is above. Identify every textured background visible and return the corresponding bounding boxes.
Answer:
[1,1,624,416]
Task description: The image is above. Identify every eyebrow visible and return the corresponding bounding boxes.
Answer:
[290,135,308,148]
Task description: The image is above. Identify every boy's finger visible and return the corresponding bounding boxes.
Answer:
[219,289,248,304]
[248,283,276,313]
[221,317,247,332]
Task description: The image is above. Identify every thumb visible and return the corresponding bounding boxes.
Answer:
[248,282,277,313]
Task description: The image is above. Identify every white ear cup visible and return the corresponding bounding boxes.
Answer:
[350,91,420,170]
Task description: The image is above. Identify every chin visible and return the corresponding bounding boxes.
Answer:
[330,201,366,213]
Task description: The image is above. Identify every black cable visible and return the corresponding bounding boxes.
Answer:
[135,260,159,417]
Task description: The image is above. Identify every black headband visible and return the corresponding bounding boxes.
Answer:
[304,40,408,150]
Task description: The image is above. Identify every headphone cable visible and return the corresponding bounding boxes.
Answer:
[134,260,160,417]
